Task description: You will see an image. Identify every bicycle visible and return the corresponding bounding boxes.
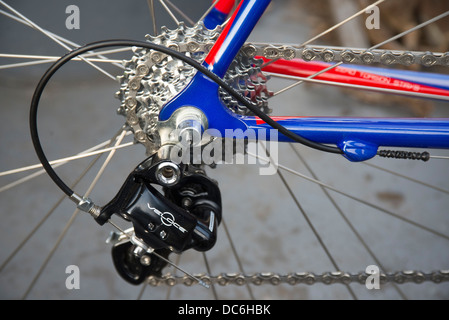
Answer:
[1,0,449,300]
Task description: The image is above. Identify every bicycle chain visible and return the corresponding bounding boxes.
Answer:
[147,270,449,287]
[118,32,449,287]
[243,44,449,67]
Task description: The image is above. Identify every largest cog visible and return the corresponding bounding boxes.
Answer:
[115,22,272,155]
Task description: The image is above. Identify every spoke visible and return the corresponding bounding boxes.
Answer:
[33,142,134,174]
[202,252,219,300]
[158,0,180,26]
[232,0,238,13]
[220,16,232,28]
[262,0,387,69]
[221,218,255,300]
[2,47,130,62]
[268,72,449,101]
[271,63,345,96]
[153,251,210,289]
[107,221,210,289]
[300,0,386,47]
[83,131,127,196]
[147,0,158,36]
[221,2,240,29]
[247,151,449,241]
[0,165,64,194]
[0,195,65,273]
[0,59,53,70]
[290,144,408,300]
[78,47,133,57]
[259,142,357,300]
[164,0,195,26]
[0,9,126,70]
[370,10,449,51]
[0,132,132,195]
[0,1,117,80]
[363,162,449,195]
[198,0,220,23]
[0,133,132,178]
[0,55,122,70]
[0,129,121,273]
[137,281,147,300]
[21,130,126,299]
[272,8,449,96]
[163,254,182,300]
[21,207,80,299]
[0,53,121,63]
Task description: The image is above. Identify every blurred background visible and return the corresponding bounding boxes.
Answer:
[1,0,449,300]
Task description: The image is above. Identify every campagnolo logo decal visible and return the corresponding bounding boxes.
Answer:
[147,204,188,233]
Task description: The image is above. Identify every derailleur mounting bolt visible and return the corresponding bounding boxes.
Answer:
[155,162,181,186]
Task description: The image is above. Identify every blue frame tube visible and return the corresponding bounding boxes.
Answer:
[243,116,449,161]
[242,116,449,147]
[203,0,271,77]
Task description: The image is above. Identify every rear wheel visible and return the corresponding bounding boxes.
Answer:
[0,0,448,300]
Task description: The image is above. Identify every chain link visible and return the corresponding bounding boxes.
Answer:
[243,43,449,67]
[147,270,449,287]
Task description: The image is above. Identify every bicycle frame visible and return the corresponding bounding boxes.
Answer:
[159,0,449,162]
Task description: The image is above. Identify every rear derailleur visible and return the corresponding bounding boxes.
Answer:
[95,149,222,285]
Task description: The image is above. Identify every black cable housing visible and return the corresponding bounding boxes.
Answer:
[30,39,342,197]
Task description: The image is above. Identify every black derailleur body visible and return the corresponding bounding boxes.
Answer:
[97,152,222,284]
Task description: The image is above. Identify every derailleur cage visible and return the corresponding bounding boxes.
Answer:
[99,152,222,284]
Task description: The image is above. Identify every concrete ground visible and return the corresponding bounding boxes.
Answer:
[1,0,449,300]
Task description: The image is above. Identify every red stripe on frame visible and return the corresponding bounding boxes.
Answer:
[255,116,302,125]
[215,0,236,14]
[261,58,449,98]
[204,0,243,66]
